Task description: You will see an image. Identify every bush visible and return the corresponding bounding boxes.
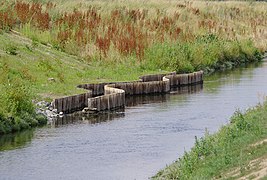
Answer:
[2,79,34,116]
[0,75,47,134]
[5,44,18,55]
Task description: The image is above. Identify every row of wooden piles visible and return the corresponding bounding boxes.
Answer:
[52,71,203,113]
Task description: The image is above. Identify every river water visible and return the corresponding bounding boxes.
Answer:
[0,58,267,180]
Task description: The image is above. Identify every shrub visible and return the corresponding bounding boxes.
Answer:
[0,71,47,134]
[5,44,18,55]
[2,79,34,116]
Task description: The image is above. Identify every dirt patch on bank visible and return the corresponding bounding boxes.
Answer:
[217,157,267,180]
[217,139,267,180]
[238,158,267,180]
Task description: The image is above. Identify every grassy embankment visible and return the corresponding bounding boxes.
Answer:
[0,0,266,134]
[154,101,267,179]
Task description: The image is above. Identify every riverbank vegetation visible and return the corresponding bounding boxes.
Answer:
[0,0,266,134]
[0,78,47,134]
[154,101,267,179]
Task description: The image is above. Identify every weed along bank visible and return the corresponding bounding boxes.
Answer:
[52,71,203,114]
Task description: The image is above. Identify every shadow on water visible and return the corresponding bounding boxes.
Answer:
[0,129,34,151]
[126,83,203,107]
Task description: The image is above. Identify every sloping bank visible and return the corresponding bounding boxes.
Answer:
[153,100,267,179]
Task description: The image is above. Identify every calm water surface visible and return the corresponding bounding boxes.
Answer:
[1,58,267,180]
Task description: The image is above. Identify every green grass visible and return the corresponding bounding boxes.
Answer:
[153,103,267,179]
[142,34,262,74]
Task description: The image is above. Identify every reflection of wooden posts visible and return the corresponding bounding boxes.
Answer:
[52,71,204,113]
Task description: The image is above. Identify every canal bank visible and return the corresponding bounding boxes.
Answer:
[154,55,267,180]
[154,96,267,179]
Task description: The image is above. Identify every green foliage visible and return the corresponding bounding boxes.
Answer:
[25,44,33,52]
[0,64,47,134]
[2,80,34,116]
[143,35,262,74]
[31,36,39,48]
[5,44,18,55]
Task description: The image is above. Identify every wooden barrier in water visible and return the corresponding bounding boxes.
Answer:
[52,92,92,113]
[77,83,109,97]
[52,71,203,113]
[88,84,125,111]
[164,71,203,87]
[114,80,170,95]
[139,72,176,82]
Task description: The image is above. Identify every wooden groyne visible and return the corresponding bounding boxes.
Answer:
[164,71,203,87]
[113,80,170,95]
[140,72,176,82]
[52,71,203,113]
[87,85,125,111]
[52,92,92,113]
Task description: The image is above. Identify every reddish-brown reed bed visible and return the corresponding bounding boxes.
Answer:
[0,1,183,59]
[13,1,52,30]
[0,1,266,59]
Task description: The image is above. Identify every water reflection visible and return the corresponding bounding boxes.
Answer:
[0,129,34,151]
[52,110,125,127]
[126,94,169,107]
[53,83,203,126]
[204,61,263,94]
[170,83,203,95]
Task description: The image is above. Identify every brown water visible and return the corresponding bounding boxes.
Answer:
[0,58,267,180]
